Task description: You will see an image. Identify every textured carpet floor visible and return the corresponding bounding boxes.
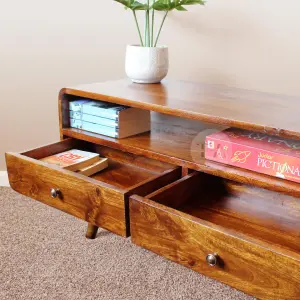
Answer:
[0,187,255,300]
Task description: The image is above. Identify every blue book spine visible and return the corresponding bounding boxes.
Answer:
[70,111,119,128]
[69,100,90,112]
[70,119,119,138]
[82,101,127,120]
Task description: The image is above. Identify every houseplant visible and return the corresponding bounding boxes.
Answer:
[114,0,205,83]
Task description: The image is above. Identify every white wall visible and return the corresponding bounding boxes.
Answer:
[1,0,300,171]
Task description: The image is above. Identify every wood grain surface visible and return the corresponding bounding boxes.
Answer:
[6,78,300,299]
[6,139,180,237]
[145,172,300,256]
[130,174,300,300]
[59,83,300,197]
[61,124,300,198]
[7,152,128,235]
[61,79,300,139]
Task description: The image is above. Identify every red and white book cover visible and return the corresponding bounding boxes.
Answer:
[205,128,300,183]
[40,149,99,171]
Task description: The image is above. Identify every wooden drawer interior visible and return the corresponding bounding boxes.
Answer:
[130,172,300,299]
[145,172,300,254]
[22,138,178,191]
[7,138,180,236]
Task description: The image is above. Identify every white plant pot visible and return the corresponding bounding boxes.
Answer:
[125,45,169,84]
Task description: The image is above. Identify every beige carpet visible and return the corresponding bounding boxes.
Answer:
[0,187,255,300]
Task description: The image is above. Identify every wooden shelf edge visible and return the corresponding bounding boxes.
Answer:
[61,88,300,140]
[62,128,300,198]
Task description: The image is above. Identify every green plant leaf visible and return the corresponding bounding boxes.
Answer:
[114,0,131,8]
[114,0,148,10]
[175,5,187,11]
[181,0,205,5]
[152,1,172,11]
[131,1,148,10]
[152,0,205,11]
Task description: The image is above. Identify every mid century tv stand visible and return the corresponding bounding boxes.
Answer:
[6,79,300,299]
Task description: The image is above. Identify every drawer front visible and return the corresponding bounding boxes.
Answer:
[130,196,300,300]
[6,153,126,235]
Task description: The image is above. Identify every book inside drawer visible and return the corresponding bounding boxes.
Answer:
[145,172,300,255]
[20,138,178,191]
[6,138,180,236]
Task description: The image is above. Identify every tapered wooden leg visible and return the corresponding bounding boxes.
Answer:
[85,223,99,239]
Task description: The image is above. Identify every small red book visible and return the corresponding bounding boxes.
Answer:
[40,149,100,171]
[205,128,300,183]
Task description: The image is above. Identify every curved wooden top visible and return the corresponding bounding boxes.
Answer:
[62,79,300,140]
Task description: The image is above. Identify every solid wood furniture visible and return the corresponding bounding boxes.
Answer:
[6,139,181,237]
[6,79,300,299]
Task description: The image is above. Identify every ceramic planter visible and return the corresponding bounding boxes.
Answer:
[125,45,169,84]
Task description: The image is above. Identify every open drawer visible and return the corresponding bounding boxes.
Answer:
[6,138,181,237]
[130,172,300,300]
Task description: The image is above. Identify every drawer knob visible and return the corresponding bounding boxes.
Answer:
[50,188,60,199]
[206,253,218,266]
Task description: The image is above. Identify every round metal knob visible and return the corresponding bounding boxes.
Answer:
[206,253,218,266]
[50,188,60,199]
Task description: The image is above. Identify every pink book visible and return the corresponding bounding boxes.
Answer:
[205,128,300,183]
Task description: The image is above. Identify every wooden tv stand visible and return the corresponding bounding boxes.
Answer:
[6,79,300,299]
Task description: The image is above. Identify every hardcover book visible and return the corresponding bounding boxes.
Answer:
[77,158,108,176]
[69,100,150,124]
[69,109,150,139]
[70,119,119,138]
[70,111,119,128]
[69,100,90,112]
[69,100,127,120]
[205,128,300,184]
[40,149,100,171]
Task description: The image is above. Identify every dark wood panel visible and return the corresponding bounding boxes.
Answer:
[130,195,300,300]
[61,79,300,139]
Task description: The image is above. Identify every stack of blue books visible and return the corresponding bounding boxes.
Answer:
[69,100,151,139]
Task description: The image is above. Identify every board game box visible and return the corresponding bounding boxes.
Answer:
[205,128,300,183]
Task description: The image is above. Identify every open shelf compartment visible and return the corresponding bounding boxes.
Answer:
[59,93,300,198]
